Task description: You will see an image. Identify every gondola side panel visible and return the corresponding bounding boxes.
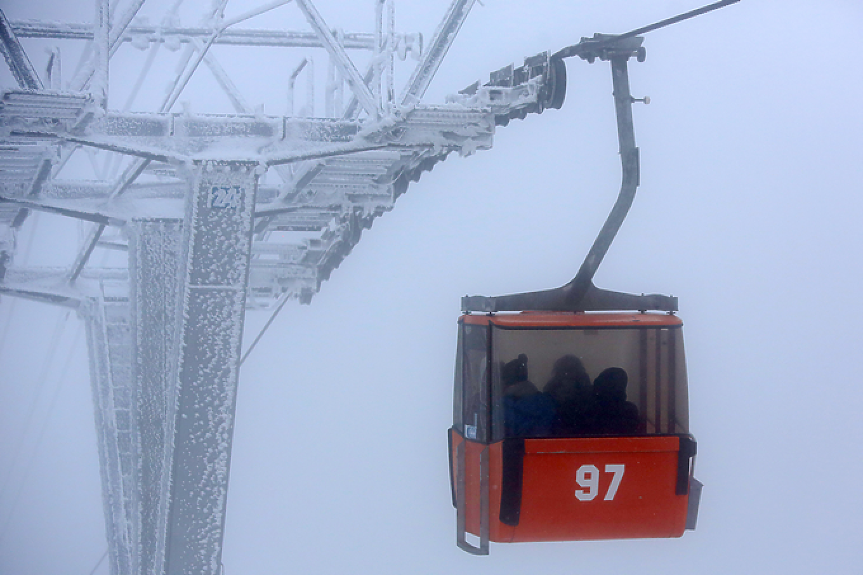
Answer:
[512,436,688,542]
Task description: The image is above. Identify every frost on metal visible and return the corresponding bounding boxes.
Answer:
[160,162,257,575]
[129,218,182,575]
[82,295,136,575]
[0,1,565,573]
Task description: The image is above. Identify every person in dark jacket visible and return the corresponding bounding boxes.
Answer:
[502,354,556,437]
[592,367,640,434]
[544,354,596,435]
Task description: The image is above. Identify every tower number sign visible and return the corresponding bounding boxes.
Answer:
[209,186,242,209]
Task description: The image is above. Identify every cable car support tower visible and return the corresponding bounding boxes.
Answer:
[0,0,736,572]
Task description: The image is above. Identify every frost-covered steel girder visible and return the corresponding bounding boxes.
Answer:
[0,140,53,260]
[0,9,43,90]
[1,90,94,125]
[81,294,136,575]
[0,115,67,276]
[8,20,395,50]
[0,266,127,305]
[1,99,520,304]
[70,0,145,93]
[0,0,566,310]
[0,141,55,184]
[0,105,94,261]
[128,218,182,575]
[161,161,258,575]
[400,0,476,104]
[0,3,569,572]
[295,0,381,119]
[0,193,134,226]
[91,112,361,146]
[264,208,340,231]
[0,204,18,257]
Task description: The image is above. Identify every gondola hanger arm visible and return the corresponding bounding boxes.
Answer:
[462,0,741,314]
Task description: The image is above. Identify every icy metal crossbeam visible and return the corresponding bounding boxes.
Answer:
[9,20,388,50]
[400,0,475,104]
[295,0,381,119]
[0,9,43,90]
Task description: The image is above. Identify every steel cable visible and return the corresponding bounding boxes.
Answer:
[0,318,80,548]
[87,549,108,575]
[0,310,70,498]
[0,212,40,371]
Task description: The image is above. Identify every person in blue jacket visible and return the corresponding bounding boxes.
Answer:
[501,354,556,438]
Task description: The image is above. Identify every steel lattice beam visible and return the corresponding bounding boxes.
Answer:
[162,161,258,574]
[0,2,567,573]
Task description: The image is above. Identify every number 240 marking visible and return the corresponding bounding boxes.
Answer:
[209,186,241,209]
[575,464,625,501]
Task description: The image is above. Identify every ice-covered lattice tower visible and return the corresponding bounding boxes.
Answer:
[0,1,564,573]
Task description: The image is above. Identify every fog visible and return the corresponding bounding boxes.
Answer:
[1,1,862,574]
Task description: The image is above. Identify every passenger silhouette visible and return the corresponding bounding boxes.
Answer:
[592,367,640,434]
[502,354,555,437]
[544,354,596,435]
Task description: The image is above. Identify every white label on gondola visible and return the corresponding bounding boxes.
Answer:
[575,465,599,501]
[575,464,625,501]
[209,186,241,209]
[604,464,625,500]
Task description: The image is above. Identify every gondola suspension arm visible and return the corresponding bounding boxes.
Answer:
[462,0,740,314]
[462,38,672,314]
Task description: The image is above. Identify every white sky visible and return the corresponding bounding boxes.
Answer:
[1,0,863,574]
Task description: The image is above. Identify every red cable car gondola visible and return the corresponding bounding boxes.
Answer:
[444,3,741,551]
[449,312,700,553]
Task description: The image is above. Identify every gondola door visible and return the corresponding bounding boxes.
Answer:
[450,320,493,554]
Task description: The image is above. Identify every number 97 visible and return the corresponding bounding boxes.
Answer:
[575,464,625,501]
